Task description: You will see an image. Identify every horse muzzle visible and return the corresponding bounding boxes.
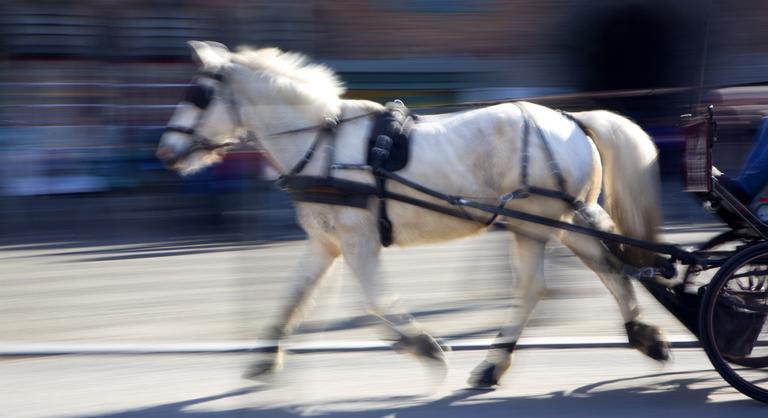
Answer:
[155,144,188,170]
[155,145,174,163]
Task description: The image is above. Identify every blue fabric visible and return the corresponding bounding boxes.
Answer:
[735,116,768,198]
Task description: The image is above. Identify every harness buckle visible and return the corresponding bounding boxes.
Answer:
[447,195,462,206]
[500,189,530,205]
[322,117,339,133]
[275,175,290,190]
[547,160,561,171]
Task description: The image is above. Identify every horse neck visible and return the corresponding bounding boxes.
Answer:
[249,99,382,175]
[240,98,328,175]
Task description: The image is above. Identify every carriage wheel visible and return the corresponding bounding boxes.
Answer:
[699,241,768,404]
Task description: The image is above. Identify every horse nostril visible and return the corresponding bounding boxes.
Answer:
[156,146,172,162]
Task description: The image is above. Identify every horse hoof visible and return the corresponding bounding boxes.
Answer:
[467,358,511,388]
[413,333,449,362]
[625,320,670,362]
[243,352,284,380]
[394,332,448,362]
[243,360,279,380]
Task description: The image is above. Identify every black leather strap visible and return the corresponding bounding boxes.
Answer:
[516,103,568,194]
[376,175,393,247]
[184,83,215,109]
[164,125,197,136]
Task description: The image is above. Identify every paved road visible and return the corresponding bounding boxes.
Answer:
[1,224,723,346]
[5,218,767,416]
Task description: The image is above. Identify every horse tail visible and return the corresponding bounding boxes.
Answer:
[568,110,662,266]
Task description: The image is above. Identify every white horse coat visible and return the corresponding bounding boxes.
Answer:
[157,41,668,387]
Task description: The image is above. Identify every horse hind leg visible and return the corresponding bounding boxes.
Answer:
[468,234,547,388]
[244,238,340,379]
[559,203,670,361]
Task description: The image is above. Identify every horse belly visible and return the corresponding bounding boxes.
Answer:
[387,201,487,246]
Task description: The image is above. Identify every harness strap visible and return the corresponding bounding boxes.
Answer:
[162,124,237,167]
[484,103,580,226]
[527,186,582,208]
[557,110,588,135]
[278,106,401,247]
[375,174,393,247]
[520,106,531,189]
[276,118,339,189]
[275,111,380,186]
[515,103,568,194]
[367,102,414,247]
[371,132,397,247]
[165,125,197,136]
[281,103,590,246]
[277,133,321,183]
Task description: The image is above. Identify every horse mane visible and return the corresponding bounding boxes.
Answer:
[231,47,346,118]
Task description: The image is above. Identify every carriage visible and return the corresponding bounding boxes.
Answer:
[156,41,768,404]
[645,106,768,403]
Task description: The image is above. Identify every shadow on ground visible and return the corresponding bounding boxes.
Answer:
[81,370,764,418]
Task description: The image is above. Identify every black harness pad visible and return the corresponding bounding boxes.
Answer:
[282,101,416,248]
[366,101,413,172]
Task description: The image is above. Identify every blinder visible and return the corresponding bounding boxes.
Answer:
[184,83,215,109]
[182,71,225,109]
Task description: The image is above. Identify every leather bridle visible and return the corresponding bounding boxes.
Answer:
[162,71,242,166]
[162,70,378,176]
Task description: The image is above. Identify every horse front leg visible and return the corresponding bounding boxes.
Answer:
[468,234,547,388]
[559,226,670,362]
[244,237,340,379]
[339,229,447,372]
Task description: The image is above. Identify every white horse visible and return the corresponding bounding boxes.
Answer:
[157,41,670,387]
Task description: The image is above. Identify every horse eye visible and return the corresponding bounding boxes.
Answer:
[183,84,215,109]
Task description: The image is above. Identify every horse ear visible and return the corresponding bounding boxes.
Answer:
[203,41,230,55]
[188,40,230,67]
[188,40,208,65]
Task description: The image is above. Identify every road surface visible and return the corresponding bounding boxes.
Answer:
[3,221,766,416]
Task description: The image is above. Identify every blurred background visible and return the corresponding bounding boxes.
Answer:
[3,0,768,243]
[5,1,768,414]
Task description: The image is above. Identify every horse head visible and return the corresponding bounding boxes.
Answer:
[155,41,241,175]
[156,40,346,176]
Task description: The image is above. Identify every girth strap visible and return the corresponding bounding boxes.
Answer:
[371,134,396,247]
